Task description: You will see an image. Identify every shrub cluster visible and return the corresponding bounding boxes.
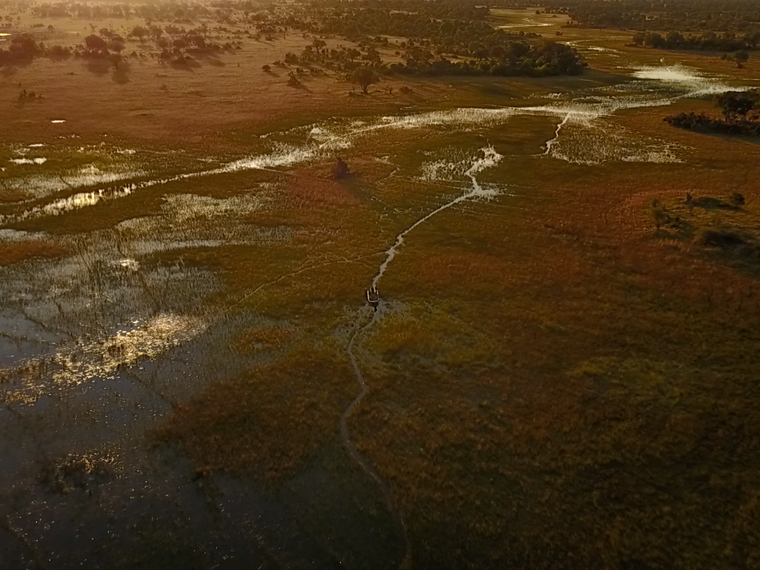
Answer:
[0,33,41,65]
[664,113,760,136]
[632,30,759,52]
[665,90,760,136]
[511,0,760,34]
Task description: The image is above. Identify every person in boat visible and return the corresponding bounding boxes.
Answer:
[366,286,380,310]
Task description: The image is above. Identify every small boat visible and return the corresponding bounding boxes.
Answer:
[366,286,380,311]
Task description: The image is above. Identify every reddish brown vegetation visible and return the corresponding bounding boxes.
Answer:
[0,240,66,265]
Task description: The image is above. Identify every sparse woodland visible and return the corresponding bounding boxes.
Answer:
[0,0,587,84]
[500,0,760,34]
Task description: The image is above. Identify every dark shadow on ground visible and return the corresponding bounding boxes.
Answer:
[85,58,110,76]
[1,59,33,76]
[692,196,741,210]
[167,57,201,71]
[112,63,130,84]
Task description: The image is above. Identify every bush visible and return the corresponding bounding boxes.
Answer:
[46,45,71,59]
[730,192,746,207]
[717,90,760,121]
[665,113,760,137]
[332,157,350,179]
[0,34,41,66]
[649,199,673,230]
[84,34,107,52]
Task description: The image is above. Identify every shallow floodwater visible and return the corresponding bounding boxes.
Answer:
[0,66,750,568]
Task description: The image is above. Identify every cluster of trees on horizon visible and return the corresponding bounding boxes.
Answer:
[632,30,760,53]
[285,36,585,80]
[492,0,760,34]
[277,0,585,79]
[631,30,755,67]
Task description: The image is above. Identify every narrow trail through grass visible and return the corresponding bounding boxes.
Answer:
[341,309,411,566]
[341,146,507,568]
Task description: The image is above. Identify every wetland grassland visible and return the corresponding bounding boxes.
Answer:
[1,2,760,569]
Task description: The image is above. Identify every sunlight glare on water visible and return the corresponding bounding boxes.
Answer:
[632,65,738,96]
[4,314,208,405]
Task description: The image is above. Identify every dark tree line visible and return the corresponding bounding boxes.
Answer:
[632,30,760,52]
[492,0,760,34]
[665,90,760,136]
[287,33,585,78]
[0,32,77,66]
[387,40,585,77]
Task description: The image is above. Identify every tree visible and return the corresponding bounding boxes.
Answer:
[730,192,746,207]
[716,90,759,121]
[733,49,749,68]
[332,157,350,179]
[108,40,124,53]
[129,25,148,41]
[440,21,454,35]
[262,64,271,72]
[666,30,685,46]
[84,34,107,52]
[7,34,41,61]
[351,66,379,94]
[649,199,671,231]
